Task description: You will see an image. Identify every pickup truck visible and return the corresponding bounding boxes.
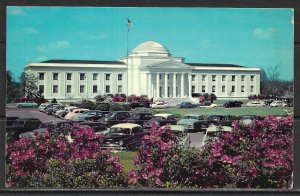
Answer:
[6,118,42,140]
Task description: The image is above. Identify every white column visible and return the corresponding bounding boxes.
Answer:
[181,73,185,98]
[164,73,168,98]
[156,73,160,98]
[148,73,152,97]
[173,73,176,98]
[188,74,192,97]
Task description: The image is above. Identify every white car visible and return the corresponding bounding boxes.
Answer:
[54,106,77,117]
[201,125,232,147]
[161,125,190,148]
[198,102,217,108]
[246,100,265,107]
[38,102,51,111]
[150,102,168,109]
[65,108,90,120]
[270,100,287,107]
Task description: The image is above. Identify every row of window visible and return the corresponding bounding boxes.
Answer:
[158,74,255,82]
[191,85,255,93]
[38,73,123,81]
[39,85,123,94]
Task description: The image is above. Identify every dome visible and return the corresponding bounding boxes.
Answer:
[131,41,170,56]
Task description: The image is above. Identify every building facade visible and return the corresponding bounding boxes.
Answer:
[25,41,261,101]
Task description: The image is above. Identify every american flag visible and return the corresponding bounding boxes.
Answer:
[127,18,133,29]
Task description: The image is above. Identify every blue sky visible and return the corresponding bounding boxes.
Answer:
[7,7,294,81]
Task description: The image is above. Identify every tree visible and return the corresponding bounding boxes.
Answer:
[6,71,22,103]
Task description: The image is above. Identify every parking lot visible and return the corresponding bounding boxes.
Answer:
[6,106,204,148]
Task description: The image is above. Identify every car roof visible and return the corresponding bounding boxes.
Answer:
[206,125,232,132]
[161,125,185,132]
[183,114,201,117]
[72,108,90,112]
[111,123,141,129]
[154,113,173,118]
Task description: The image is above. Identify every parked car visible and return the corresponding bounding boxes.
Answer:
[239,115,263,125]
[201,125,232,146]
[125,113,154,126]
[6,118,42,140]
[38,102,51,111]
[143,113,177,129]
[99,111,131,127]
[84,111,110,122]
[102,123,148,151]
[45,105,64,115]
[65,108,90,120]
[150,101,168,109]
[176,102,197,108]
[6,117,20,127]
[128,101,149,109]
[223,100,243,108]
[55,106,78,118]
[270,100,288,107]
[43,103,63,112]
[161,125,190,148]
[78,122,109,135]
[177,114,204,131]
[19,120,73,139]
[193,115,237,132]
[198,102,218,108]
[246,100,265,107]
[72,110,109,122]
[16,101,38,108]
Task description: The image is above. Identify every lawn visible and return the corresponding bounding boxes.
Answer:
[153,107,293,117]
[113,151,137,173]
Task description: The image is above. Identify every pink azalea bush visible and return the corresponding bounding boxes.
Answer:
[129,115,293,188]
[6,126,126,188]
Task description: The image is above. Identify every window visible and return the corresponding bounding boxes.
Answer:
[67,73,72,80]
[192,75,196,81]
[222,75,226,81]
[241,86,245,92]
[67,85,71,93]
[192,85,195,93]
[93,85,97,93]
[159,74,162,80]
[39,73,44,80]
[118,74,123,80]
[105,74,110,81]
[231,86,235,92]
[80,85,85,93]
[39,85,44,93]
[167,74,170,80]
[53,85,58,93]
[241,75,245,81]
[222,86,225,92]
[106,85,110,93]
[212,86,216,93]
[232,75,236,81]
[202,86,206,93]
[53,73,58,80]
[80,73,85,80]
[251,75,255,81]
[93,73,98,80]
[251,86,254,92]
[202,75,206,81]
[212,75,216,82]
[118,85,122,93]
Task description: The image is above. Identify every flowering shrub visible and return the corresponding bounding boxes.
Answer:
[128,123,180,188]
[129,115,293,188]
[6,126,126,188]
[127,95,150,103]
[248,94,269,100]
[112,96,126,102]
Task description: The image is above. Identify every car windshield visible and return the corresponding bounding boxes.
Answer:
[106,113,116,117]
[241,116,254,120]
[173,131,184,137]
[13,120,25,126]
[183,116,198,120]
[129,113,140,119]
[109,128,130,135]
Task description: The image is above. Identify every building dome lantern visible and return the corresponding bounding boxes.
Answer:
[130,40,171,57]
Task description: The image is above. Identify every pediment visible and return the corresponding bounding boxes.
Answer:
[147,60,192,69]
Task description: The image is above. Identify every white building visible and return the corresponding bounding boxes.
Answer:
[25,40,260,101]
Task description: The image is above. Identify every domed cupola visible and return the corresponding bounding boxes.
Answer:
[129,41,171,57]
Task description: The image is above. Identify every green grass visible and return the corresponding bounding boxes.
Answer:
[153,107,292,117]
[113,151,137,173]
[213,99,249,105]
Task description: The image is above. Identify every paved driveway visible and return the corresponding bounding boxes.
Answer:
[6,107,62,122]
